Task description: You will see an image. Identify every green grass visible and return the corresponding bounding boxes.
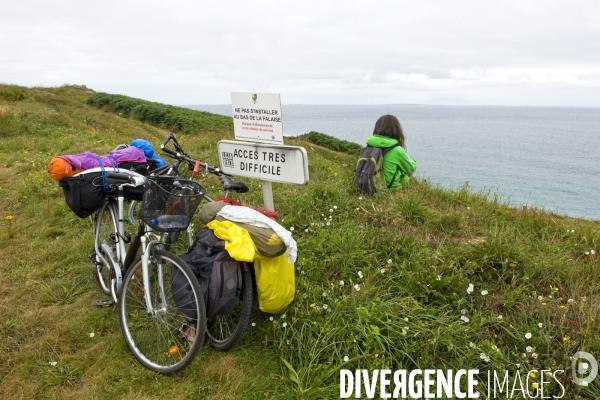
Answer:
[1,84,600,399]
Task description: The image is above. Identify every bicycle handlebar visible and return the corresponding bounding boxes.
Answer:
[160,133,225,177]
[158,133,249,194]
[105,171,142,186]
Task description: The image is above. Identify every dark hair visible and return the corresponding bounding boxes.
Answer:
[373,114,405,148]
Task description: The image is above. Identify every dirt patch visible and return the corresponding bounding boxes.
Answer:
[464,236,486,245]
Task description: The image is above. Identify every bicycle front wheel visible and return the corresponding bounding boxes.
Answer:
[119,250,206,374]
[207,264,253,351]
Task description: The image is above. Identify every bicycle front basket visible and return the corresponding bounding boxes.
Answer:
[138,176,206,232]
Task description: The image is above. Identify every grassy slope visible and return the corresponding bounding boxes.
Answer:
[1,85,599,399]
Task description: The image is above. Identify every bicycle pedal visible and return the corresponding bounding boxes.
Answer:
[89,253,101,266]
[96,299,114,308]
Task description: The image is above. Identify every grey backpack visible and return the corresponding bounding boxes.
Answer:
[354,145,400,193]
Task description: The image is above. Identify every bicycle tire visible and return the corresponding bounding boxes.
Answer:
[118,250,206,374]
[93,200,118,295]
[127,200,141,226]
[206,265,253,351]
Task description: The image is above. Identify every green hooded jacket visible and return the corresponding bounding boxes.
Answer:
[365,134,417,189]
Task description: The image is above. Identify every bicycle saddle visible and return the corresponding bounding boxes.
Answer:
[219,175,249,193]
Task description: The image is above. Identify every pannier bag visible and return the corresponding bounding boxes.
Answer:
[205,220,296,314]
[58,172,107,218]
[207,251,242,317]
[177,229,243,318]
[253,252,295,314]
[170,266,199,321]
[58,170,145,218]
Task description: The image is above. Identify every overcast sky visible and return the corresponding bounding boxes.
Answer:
[2,0,599,106]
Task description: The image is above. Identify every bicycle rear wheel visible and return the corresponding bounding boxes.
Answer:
[93,200,118,295]
[206,265,253,351]
[119,250,206,374]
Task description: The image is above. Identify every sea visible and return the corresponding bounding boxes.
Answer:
[187,105,600,221]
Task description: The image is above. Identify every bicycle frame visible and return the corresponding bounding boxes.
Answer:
[99,177,172,317]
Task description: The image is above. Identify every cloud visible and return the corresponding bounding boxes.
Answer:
[1,0,599,105]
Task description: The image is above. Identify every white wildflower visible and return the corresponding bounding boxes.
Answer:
[567,298,574,304]
[356,208,360,211]
[467,283,474,294]
[402,328,408,335]
[339,280,345,286]
[387,259,392,264]
[344,356,349,362]
[329,209,333,212]
[358,271,363,279]
[538,296,543,301]
[592,250,596,255]
[49,361,57,366]
[404,317,409,322]
[525,332,532,339]
[380,268,386,274]
[469,342,476,348]
[326,222,330,226]
[290,227,294,231]
[354,284,360,292]
[526,346,533,352]
[333,206,337,209]
[461,309,467,315]
[460,316,470,322]
[538,323,543,328]
[516,363,521,368]
[251,322,256,327]
[532,353,538,359]
[481,290,488,296]
[282,322,287,328]
[586,251,590,255]
[89,332,95,338]
[436,275,442,281]
[358,196,363,200]
[269,316,274,321]
[323,304,328,310]
[498,315,503,320]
